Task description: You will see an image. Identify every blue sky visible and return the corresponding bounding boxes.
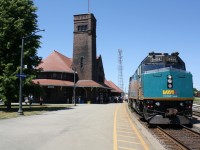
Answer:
[34,0,200,91]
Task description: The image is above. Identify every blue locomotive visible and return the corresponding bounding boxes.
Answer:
[128,52,193,125]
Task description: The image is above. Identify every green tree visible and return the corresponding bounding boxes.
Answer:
[194,88,198,96]
[0,0,42,109]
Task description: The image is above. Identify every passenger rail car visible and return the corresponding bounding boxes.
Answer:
[128,52,193,125]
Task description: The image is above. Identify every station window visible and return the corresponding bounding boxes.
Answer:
[80,56,84,68]
[77,25,88,32]
[53,73,57,78]
[62,73,67,80]
[78,26,81,31]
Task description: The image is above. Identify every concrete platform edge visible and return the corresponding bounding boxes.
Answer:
[126,103,166,150]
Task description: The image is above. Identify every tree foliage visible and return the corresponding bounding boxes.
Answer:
[0,0,42,108]
[194,88,199,96]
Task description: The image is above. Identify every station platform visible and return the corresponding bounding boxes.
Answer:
[115,103,166,150]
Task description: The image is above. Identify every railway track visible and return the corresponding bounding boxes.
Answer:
[193,104,200,117]
[150,125,200,150]
[128,105,200,150]
[193,111,200,117]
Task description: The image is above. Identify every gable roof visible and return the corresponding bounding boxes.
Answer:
[37,50,73,73]
[104,80,123,93]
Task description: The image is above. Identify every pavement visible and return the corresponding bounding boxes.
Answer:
[0,103,165,150]
[126,105,165,150]
[0,104,115,150]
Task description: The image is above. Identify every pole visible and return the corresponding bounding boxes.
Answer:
[73,69,76,106]
[18,38,24,115]
[18,29,45,115]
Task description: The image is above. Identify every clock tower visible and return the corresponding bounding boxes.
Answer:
[72,14,97,80]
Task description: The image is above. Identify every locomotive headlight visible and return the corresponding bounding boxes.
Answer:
[167,79,172,83]
[168,84,173,88]
[155,102,160,106]
[168,75,172,79]
[180,102,184,106]
[167,75,173,89]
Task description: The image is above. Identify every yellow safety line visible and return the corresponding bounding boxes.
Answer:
[117,124,130,128]
[118,146,136,150]
[118,130,135,134]
[113,106,119,150]
[117,120,129,122]
[117,126,131,129]
[123,104,149,150]
[117,127,133,131]
[118,134,137,139]
[118,139,141,144]
[117,119,129,121]
[117,122,129,124]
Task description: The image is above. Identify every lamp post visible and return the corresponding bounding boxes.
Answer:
[18,29,45,115]
[73,68,76,106]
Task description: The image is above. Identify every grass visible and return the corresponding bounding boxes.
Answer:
[0,104,73,119]
[194,97,200,104]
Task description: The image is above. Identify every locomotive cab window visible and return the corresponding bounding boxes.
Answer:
[166,61,185,70]
[142,63,165,72]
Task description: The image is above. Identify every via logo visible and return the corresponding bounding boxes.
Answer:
[162,90,176,95]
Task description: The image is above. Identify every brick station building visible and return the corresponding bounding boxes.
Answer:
[33,13,123,103]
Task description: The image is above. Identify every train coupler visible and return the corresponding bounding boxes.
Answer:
[165,108,178,117]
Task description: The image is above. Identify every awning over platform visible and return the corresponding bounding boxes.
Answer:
[32,79,74,87]
[104,80,123,93]
[32,79,119,92]
[76,80,110,89]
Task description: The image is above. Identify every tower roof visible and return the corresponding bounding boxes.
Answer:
[74,13,96,21]
[37,50,73,73]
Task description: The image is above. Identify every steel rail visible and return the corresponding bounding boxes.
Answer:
[156,126,190,150]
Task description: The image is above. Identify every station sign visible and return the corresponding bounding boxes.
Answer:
[16,74,27,78]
